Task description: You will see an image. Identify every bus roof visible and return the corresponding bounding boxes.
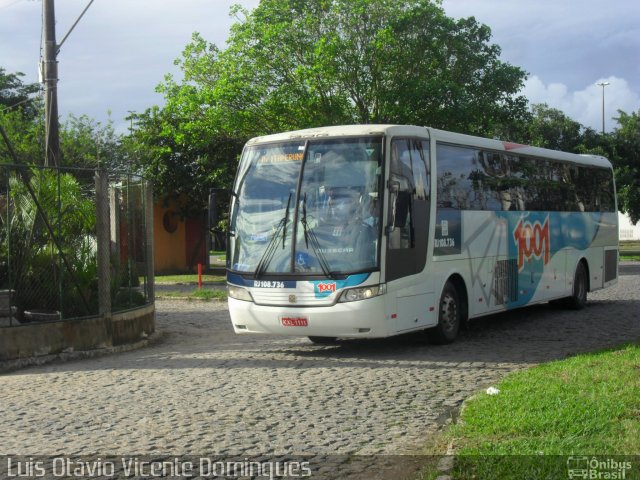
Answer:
[245,124,612,169]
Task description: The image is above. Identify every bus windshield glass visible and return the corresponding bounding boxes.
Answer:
[230,137,383,275]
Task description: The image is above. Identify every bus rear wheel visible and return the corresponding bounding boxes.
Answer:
[427,282,461,344]
[566,262,588,309]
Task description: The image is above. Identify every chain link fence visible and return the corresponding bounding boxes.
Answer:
[0,164,153,327]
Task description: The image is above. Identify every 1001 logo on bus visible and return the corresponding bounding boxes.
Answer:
[513,217,550,270]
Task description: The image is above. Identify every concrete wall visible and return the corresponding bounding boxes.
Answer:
[619,212,640,241]
[0,304,155,361]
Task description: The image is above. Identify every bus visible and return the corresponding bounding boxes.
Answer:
[224,125,618,344]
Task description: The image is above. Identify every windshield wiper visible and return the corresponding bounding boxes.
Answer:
[300,193,334,279]
[254,192,292,278]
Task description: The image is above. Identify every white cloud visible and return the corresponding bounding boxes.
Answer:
[523,76,640,132]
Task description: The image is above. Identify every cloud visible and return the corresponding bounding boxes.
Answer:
[523,76,640,132]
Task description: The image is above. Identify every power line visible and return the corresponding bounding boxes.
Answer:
[0,91,43,114]
[57,0,96,54]
[0,0,24,9]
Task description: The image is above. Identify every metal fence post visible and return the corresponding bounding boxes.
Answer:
[144,180,155,302]
[95,169,111,318]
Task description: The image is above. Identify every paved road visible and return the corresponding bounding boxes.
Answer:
[1,265,639,461]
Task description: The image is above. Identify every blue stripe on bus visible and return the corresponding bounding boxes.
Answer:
[227,272,297,289]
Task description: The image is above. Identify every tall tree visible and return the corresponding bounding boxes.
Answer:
[136,0,530,214]
[608,110,640,224]
[1,67,122,168]
[168,0,529,137]
[525,103,584,152]
[130,105,244,217]
[0,68,44,164]
[0,68,40,119]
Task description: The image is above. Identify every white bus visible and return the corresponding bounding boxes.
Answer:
[225,125,618,343]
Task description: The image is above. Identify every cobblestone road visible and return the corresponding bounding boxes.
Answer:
[1,264,639,458]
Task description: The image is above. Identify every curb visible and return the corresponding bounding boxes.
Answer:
[0,331,164,374]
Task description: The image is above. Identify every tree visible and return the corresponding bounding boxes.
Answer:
[169,0,528,136]
[0,67,40,119]
[59,114,122,169]
[0,68,44,164]
[130,105,244,218]
[608,110,640,224]
[135,0,530,215]
[525,103,584,152]
[1,67,123,168]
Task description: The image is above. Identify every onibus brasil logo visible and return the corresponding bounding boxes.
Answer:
[513,216,550,271]
[567,456,632,479]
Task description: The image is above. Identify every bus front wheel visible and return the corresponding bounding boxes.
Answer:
[308,336,339,344]
[427,282,461,344]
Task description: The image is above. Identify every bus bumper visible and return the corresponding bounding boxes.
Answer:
[228,296,390,338]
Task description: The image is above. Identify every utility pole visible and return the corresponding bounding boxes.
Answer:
[43,0,60,166]
[596,81,610,135]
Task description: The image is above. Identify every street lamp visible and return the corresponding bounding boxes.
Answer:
[596,81,610,134]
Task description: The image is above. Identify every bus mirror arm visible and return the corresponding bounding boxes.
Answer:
[385,180,400,235]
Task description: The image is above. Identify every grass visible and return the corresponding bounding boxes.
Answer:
[423,344,640,479]
[157,288,227,301]
[620,241,640,259]
[153,273,227,301]
[152,274,226,284]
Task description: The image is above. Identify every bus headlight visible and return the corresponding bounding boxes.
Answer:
[228,285,253,302]
[339,284,385,303]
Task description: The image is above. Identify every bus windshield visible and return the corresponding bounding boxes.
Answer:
[229,137,383,276]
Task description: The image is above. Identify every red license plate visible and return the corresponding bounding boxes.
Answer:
[281,316,308,327]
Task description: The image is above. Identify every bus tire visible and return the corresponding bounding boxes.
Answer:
[427,281,461,344]
[308,336,338,344]
[566,261,588,310]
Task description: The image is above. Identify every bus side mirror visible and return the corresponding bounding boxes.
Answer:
[386,180,401,235]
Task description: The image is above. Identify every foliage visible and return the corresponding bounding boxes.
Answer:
[524,103,584,152]
[130,105,243,217]
[173,0,528,136]
[1,67,123,170]
[130,0,529,217]
[2,168,99,317]
[607,110,640,224]
[59,114,123,169]
[1,68,45,164]
[0,67,40,120]
[112,287,147,311]
[0,107,46,165]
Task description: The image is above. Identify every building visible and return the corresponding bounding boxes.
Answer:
[619,212,640,241]
[154,201,208,274]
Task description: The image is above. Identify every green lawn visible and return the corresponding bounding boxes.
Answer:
[423,344,640,479]
[152,274,226,284]
[156,288,227,301]
[620,241,640,259]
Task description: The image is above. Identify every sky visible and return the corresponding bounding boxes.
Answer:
[0,0,639,135]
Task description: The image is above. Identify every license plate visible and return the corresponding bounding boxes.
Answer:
[280,316,308,327]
